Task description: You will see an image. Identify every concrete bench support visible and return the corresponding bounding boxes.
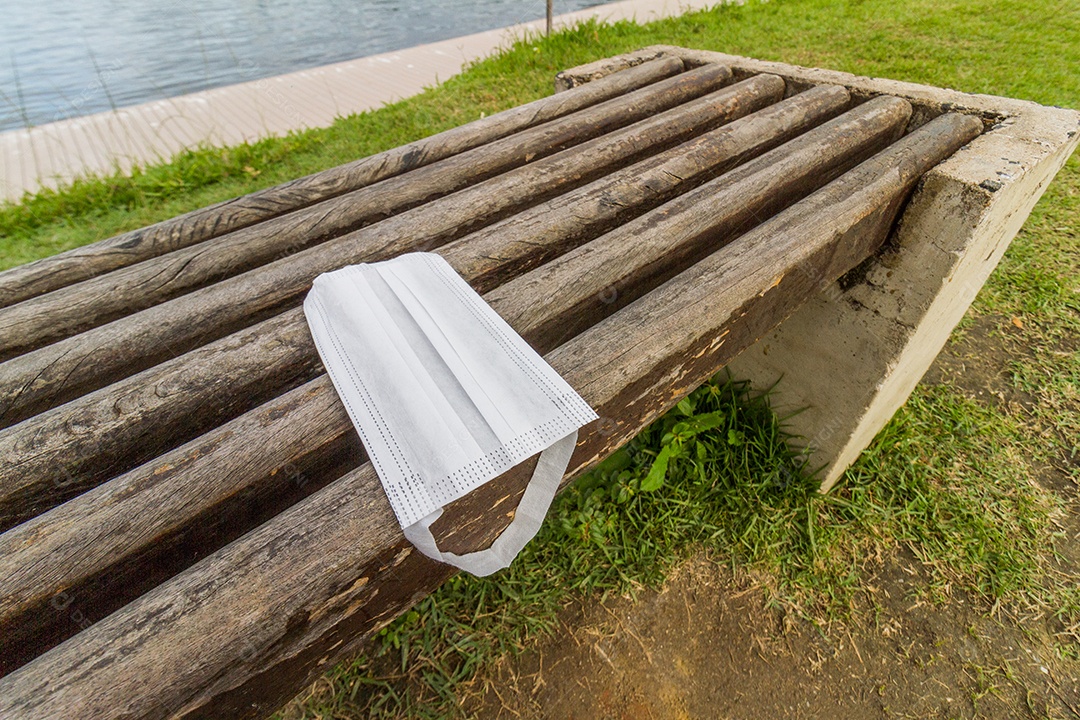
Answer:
[560,47,1080,490]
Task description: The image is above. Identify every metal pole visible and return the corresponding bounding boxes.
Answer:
[546,0,553,35]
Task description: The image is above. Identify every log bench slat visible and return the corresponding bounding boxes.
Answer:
[0,52,990,719]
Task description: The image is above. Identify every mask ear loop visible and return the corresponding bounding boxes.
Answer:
[403,430,578,577]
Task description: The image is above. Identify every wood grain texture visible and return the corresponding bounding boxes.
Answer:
[0,64,739,426]
[0,64,734,361]
[0,57,685,310]
[0,377,360,674]
[0,113,982,720]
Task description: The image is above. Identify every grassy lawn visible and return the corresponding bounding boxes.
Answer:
[2,0,1077,717]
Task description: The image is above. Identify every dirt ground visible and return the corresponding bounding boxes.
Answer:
[468,551,1078,720]
[466,316,1080,720]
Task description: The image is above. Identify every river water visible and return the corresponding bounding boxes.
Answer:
[1,0,604,133]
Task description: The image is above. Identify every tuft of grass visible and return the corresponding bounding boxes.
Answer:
[974,153,1080,462]
[823,385,1076,617]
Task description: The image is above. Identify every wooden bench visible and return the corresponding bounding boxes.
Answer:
[0,48,1075,719]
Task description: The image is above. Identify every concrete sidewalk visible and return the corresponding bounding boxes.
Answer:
[0,0,716,203]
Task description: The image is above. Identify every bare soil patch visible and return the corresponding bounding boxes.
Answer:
[468,553,1079,719]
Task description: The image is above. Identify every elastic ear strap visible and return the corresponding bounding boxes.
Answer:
[402,430,578,577]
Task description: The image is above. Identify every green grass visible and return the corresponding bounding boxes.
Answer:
[3,0,1078,717]
[976,153,1080,463]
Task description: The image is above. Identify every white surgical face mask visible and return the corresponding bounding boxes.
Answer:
[304,253,597,576]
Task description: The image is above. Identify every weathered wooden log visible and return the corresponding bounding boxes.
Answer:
[0,66,754,426]
[444,83,851,286]
[0,379,361,674]
[0,57,684,310]
[0,82,847,531]
[0,64,735,361]
[0,113,982,720]
[487,94,912,350]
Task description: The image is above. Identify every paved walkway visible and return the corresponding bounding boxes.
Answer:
[0,0,715,203]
